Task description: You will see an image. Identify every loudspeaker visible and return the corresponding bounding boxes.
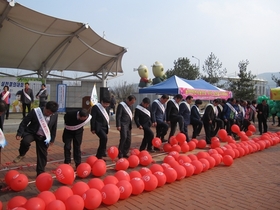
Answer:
[100,87,110,102]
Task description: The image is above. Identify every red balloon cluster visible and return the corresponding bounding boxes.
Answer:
[6,172,29,192]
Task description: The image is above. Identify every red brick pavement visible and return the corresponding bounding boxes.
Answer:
[0,115,280,210]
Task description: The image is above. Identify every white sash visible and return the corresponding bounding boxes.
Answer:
[226,102,238,115]
[191,104,200,113]
[171,99,179,110]
[206,103,218,116]
[96,103,110,125]
[250,105,256,113]
[154,99,165,113]
[1,91,9,101]
[38,88,47,96]
[120,102,132,121]
[23,89,31,101]
[34,108,51,144]
[0,128,7,148]
[217,104,223,112]
[136,105,150,117]
[65,114,92,130]
[240,106,245,117]
[180,101,190,111]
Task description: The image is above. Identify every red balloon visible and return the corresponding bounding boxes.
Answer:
[223,149,235,159]
[191,138,199,144]
[10,173,28,192]
[55,164,75,185]
[188,154,198,161]
[176,133,186,145]
[196,151,209,159]
[153,171,167,187]
[177,155,192,165]
[103,175,119,185]
[142,174,158,191]
[208,148,218,155]
[129,170,142,179]
[45,200,66,210]
[149,163,164,173]
[130,148,140,156]
[37,191,56,206]
[65,195,84,210]
[168,151,180,160]
[191,160,203,175]
[36,173,53,192]
[54,186,73,203]
[164,167,177,183]
[101,184,120,205]
[161,163,171,170]
[205,156,216,169]
[169,136,178,145]
[233,148,240,158]
[5,170,20,186]
[231,124,240,134]
[7,196,27,209]
[180,142,190,153]
[115,158,129,170]
[163,143,172,152]
[92,159,107,177]
[171,144,181,152]
[128,154,139,168]
[152,137,162,148]
[86,156,98,168]
[182,162,194,177]
[218,129,228,141]
[223,155,234,166]
[248,124,256,133]
[130,177,145,195]
[114,170,130,182]
[87,178,104,191]
[245,130,253,137]
[82,188,102,210]
[107,146,119,161]
[173,165,186,180]
[138,151,152,166]
[188,141,196,151]
[76,163,91,178]
[116,180,132,200]
[71,181,90,196]
[139,167,152,176]
[25,197,45,210]
[163,155,175,164]
[197,140,207,149]
[166,160,179,168]
[199,158,210,172]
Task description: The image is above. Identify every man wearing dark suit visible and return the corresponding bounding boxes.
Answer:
[20,82,34,118]
[203,99,219,144]
[63,109,90,167]
[256,99,269,134]
[166,94,184,140]
[134,97,154,152]
[151,94,169,143]
[190,99,203,139]
[116,95,136,158]
[36,84,48,108]
[13,101,59,176]
[179,95,193,142]
[90,97,111,159]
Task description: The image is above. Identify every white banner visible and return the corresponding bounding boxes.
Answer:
[57,84,67,112]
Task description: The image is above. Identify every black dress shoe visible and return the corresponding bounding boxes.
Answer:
[123,154,129,158]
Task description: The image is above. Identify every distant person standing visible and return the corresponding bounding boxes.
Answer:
[36,84,48,108]
[1,86,11,120]
[90,97,111,159]
[190,99,203,139]
[134,97,154,152]
[179,95,193,142]
[151,94,169,143]
[20,82,34,118]
[63,109,91,168]
[166,94,184,140]
[203,99,219,144]
[256,99,269,135]
[110,95,116,115]
[116,95,136,158]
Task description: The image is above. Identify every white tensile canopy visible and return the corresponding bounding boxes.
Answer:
[0,0,127,83]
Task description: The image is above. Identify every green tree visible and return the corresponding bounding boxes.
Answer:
[165,57,200,80]
[228,60,256,100]
[201,52,227,88]
[271,74,280,87]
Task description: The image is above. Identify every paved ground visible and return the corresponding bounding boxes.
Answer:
[0,113,280,210]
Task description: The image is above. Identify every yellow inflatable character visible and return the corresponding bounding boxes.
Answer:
[137,64,151,88]
[152,61,166,85]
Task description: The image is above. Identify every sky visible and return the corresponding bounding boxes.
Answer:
[10,0,280,87]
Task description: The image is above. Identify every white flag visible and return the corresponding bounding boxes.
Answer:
[90,84,98,106]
